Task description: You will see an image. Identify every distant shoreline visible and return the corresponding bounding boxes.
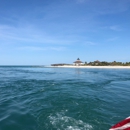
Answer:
[49,65,130,69]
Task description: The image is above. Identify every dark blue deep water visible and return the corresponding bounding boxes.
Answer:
[0,66,130,130]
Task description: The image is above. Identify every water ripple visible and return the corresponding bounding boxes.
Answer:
[0,67,130,130]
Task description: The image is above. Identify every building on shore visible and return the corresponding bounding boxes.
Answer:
[51,58,84,66]
[73,58,84,66]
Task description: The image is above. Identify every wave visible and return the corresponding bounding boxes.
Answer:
[48,111,93,130]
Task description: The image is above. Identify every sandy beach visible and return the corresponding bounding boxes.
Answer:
[49,65,130,69]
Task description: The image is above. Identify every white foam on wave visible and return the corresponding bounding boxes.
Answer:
[48,111,93,130]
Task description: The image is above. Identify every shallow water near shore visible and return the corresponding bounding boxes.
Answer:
[0,66,130,130]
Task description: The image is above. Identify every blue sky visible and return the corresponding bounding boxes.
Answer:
[0,0,130,65]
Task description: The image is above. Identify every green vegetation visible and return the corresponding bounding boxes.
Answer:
[84,61,130,66]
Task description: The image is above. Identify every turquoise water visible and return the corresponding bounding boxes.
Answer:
[0,66,130,130]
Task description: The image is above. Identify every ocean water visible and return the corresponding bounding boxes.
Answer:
[0,66,130,130]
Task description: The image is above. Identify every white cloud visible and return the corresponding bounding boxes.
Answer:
[107,37,119,42]
[109,26,121,31]
[0,24,77,45]
[83,41,96,45]
[110,26,121,31]
[17,46,66,51]
[101,25,121,31]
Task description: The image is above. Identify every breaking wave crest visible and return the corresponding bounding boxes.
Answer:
[48,111,93,130]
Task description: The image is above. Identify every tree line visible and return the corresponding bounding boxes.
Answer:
[84,61,130,66]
